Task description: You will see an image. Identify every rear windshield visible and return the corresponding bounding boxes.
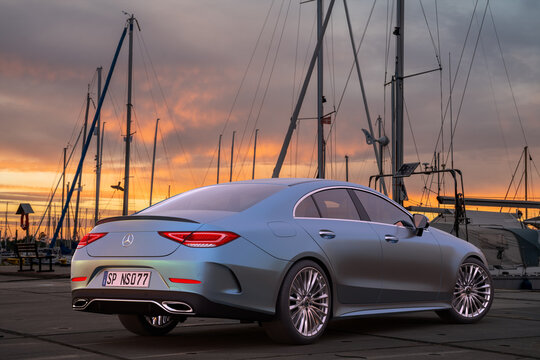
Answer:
[140,184,284,214]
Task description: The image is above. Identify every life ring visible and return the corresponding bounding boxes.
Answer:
[20,213,29,230]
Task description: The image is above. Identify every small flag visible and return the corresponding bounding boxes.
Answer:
[322,115,331,125]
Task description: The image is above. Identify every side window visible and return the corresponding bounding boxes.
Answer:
[312,189,360,221]
[353,190,411,225]
[295,196,320,218]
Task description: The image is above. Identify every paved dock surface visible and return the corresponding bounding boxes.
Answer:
[0,266,539,359]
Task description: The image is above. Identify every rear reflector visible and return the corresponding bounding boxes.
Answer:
[77,233,108,249]
[169,278,201,284]
[158,231,239,248]
[71,277,87,282]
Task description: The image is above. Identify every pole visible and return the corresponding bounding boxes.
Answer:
[25,210,30,242]
[150,118,159,206]
[54,204,56,239]
[449,53,454,170]
[47,203,51,240]
[391,76,396,195]
[51,24,128,248]
[272,0,336,178]
[437,152,441,196]
[525,146,528,219]
[95,66,102,225]
[252,129,259,180]
[74,88,90,240]
[100,123,105,171]
[66,182,70,242]
[53,204,56,240]
[377,116,384,192]
[230,131,236,182]
[345,155,349,182]
[123,15,134,216]
[217,134,222,184]
[61,147,66,240]
[317,0,325,179]
[393,0,405,204]
[95,121,106,222]
[344,0,387,195]
[3,203,7,241]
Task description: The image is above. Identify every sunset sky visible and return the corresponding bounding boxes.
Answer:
[0,0,539,239]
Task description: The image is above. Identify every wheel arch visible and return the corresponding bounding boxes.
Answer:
[462,251,489,268]
[273,254,334,318]
[464,254,485,264]
[450,252,489,283]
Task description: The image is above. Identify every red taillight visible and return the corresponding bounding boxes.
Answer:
[71,277,87,282]
[77,232,108,249]
[169,278,201,284]
[158,231,239,248]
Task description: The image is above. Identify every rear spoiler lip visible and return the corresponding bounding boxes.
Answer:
[96,215,199,225]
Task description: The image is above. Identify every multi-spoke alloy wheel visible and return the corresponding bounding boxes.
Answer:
[453,262,492,318]
[118,314,181,336]
[289,267,330,337]
[263,260,331,344]
[437,258,493,323]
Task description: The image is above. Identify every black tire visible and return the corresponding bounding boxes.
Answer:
[118,314,183,336]
[263,260,331,344]
[436,257,494,324]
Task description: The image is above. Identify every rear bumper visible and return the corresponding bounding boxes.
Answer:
[71,288,273,321]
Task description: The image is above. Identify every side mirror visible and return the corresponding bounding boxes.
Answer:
[413,214,429,236]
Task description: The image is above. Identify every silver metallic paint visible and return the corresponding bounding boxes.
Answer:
[72,178,488,322]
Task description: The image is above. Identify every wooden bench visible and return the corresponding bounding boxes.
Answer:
[15,243,54,272]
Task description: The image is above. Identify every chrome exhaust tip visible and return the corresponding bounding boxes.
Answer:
[73,298,88,309]
[161,301,193,314]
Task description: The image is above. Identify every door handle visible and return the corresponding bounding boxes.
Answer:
[385,235,399,243]
[319,230,335,239]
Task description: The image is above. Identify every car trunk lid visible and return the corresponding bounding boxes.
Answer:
[86,216,202,257]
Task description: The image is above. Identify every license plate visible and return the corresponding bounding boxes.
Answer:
[102,271,151,288]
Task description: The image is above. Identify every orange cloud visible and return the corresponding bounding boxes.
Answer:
[0,54,85,82]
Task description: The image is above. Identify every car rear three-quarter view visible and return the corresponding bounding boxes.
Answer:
[71,178,493,344]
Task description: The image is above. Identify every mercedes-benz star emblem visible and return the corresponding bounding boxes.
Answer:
[122,233,134,247]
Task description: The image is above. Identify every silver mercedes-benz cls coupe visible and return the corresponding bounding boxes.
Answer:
[71,178,493,344]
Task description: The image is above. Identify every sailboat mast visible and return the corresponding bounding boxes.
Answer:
[317,0,325,179]
[4,203,8,241]
[47,203,51,239]
[217,134,222,184]
[51,23,128,248]
[123,15,134,216]
[272,0,335,178]
[449,53,454,170]
[525,146,528,219]
[61,147,66,240]
[149,118,159,206]
[100,123,105,173]
[392,0,405,204]
[377,116,384,193]
[66,182,71,241]
[345,155,349,181]
[74,88,90,239]
[95,66,102,225]
[230,131,236,182]
[344,0,387,194]
[252,129,259,180]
